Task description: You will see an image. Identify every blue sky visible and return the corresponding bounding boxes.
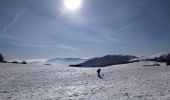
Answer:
[0,0,170,60]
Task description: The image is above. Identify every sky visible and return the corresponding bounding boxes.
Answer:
[0,0,170,60]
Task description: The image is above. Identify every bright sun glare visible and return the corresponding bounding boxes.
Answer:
[64,0,82,11]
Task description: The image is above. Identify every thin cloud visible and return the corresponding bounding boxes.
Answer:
[17,42,79,50]
[57,44,79,50]
[119,15,151,31]
[74,16,123,44]
[3,5,29,32]
[0,35,78,50]
[89,27,123,44]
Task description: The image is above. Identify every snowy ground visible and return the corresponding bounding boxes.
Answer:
[1,61,170,100]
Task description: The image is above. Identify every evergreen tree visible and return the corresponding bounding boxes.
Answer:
[0,53,4,62]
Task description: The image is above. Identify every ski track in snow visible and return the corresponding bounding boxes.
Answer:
[0,61,170,100]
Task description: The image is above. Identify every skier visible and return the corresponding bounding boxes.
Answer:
[97,69,104,79]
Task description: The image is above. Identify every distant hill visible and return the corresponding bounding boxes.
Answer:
[27,52,170,66]
[46,58,87,65]
[70,55,138,67]
[47,58,86,62]
[30,58,87,66]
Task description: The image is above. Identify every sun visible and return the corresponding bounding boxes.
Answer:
[64,0,82,11]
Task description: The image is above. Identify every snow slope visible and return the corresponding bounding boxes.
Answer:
[0,61,170,100]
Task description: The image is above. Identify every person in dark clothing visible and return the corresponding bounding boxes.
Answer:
[97,69,104,79]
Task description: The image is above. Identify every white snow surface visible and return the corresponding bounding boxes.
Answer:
[1,61,170,100]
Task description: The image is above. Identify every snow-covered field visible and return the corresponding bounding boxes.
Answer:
[1,61,170,100]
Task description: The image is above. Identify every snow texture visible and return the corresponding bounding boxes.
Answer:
[1,61,170,100]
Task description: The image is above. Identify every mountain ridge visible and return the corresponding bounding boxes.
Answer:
[70,54,138,67]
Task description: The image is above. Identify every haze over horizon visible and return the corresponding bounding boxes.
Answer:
[0,0,170,60]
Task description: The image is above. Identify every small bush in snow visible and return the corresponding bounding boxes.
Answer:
[153,63,160,66]
[167,62,170,66]
[21,61,27,64]
[3,61,7,63]
[44,64,51,66]
[11,61,19,64]
[69,64,82,67]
